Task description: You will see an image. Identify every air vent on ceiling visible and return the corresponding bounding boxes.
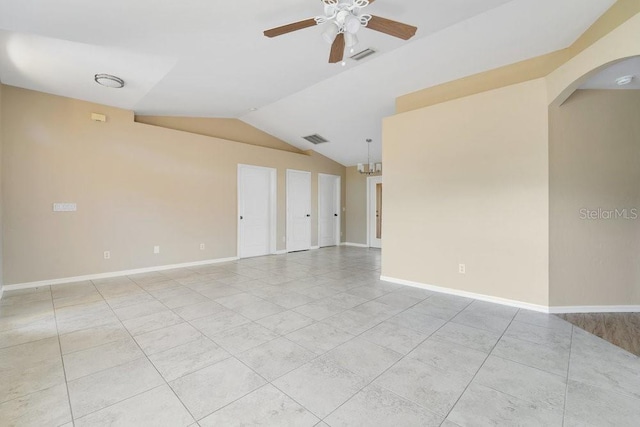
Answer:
[350,48,377,61]
[302,134,329,145]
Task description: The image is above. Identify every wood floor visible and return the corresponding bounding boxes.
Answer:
[557,313,640,356]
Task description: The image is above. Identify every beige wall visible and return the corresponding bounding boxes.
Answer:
[345,166,381,245]
[383,10,640,309]
[135,115,303,154]
[383,79,550,306]
[550,89,640,307]
[1,86,345,285]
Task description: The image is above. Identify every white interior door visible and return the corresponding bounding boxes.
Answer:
[319,174,340,247]
[287,170,312,252]
[238,165,276,259]
[368,176,383,249]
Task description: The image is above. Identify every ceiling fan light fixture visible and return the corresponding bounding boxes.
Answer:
[345,32,359,47]
[322,23,340,44]
[94,73,125,89]
[344,14,361,34]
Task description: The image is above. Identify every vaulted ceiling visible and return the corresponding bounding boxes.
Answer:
[0,0,616,165]
[581,56,640,90]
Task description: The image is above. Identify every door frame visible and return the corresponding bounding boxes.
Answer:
[367,175,383,248]
[286,169,312,253]
[237,164,277,259]
[318,173,341,248]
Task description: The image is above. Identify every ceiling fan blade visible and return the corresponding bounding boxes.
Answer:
[367,15,417,40]
[264,18,317,38]
[329,33,346,63]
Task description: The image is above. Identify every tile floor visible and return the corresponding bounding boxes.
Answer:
[1,247,639,426]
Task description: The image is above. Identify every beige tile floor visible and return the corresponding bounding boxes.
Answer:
[0,247,639,426]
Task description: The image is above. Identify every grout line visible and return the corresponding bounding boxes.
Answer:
[84,282,201,424]
[88,261,337,423]
[51,293,77,426]
[309,291,452,422]
[185,256,412,422]
[561,325,574,427]
[437,308,520,423]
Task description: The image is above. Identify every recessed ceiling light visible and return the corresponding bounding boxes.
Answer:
[94,74,125,89]
[616,75,634,86]
[249,107,258,112]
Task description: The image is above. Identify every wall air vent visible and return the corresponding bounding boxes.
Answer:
[302,134,329,145]
[350,48,377,61]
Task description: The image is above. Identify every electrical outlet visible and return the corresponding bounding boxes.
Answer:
[154,246,160,254]
[459,264,466,274]
[200,243,205,250]
[104,251,111,260]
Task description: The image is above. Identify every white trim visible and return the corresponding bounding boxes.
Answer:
[237,164,277,259]
[0,286,4,301]
[286,169,312,253]
[381,275,640,314]
[5,257,239,291]
[278,246,319,255]
[341,242,369,248]
[367,176,383,249]
[548,305,640,314]
[318,173,341,248]
[380,275,550,313]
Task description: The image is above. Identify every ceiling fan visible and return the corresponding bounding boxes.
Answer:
[264,0,418,64]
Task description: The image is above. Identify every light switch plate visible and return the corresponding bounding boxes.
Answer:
[53,203,77,212]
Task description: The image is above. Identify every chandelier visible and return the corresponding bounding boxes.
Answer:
[317,0,373,55]
[358,139,382,175]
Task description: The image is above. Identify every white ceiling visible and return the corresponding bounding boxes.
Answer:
[0,0,615,165]
[580,56,640,90]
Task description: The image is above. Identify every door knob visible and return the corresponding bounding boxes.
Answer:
[306,214,311,217]
[240,216,244,220]
[334,214,338,217]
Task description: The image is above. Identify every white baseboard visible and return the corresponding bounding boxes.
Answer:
[280,246,320,255]
[548,306,640,314]
[341,242,369,248]
[380,276,640,314]
[4,256,239,291]
[380,275,550,313]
